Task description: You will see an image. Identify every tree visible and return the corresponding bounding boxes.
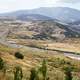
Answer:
[15,52,24,59]
[64,66,73,80]
[29,59,48,80]
[14,66,23,80]
[0,57,7,80]
[0,57,5,70]
[39,59,47,80]
[30,68,37,80]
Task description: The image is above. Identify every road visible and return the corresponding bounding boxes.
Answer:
[64,53,80,60]
[0,39,23,48]
[0,39,80,61]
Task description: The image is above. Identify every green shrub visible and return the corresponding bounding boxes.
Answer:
[39,59,47,80]
[14,66,23,80]
[30,68,38,80]
[0,57,6,77]
[0,57,5,70]
[15,52,24,59]
[30,59,48,80]
[64,66,73,80]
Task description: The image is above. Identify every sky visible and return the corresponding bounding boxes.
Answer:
[0,0,80,13]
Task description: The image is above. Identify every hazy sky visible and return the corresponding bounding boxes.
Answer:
[0,0,80,13]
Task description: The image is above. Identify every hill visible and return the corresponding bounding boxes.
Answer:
[1,7,80,23]
[0,20,79,40]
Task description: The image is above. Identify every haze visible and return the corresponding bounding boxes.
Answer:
[0,0,80,13]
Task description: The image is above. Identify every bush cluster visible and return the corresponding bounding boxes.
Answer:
[14,52,24,59]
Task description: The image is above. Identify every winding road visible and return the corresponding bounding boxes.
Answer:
[64,53,80,60]
[0,39,80,61]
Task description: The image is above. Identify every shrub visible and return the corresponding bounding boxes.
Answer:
[39,59,47,80]
[14,66,23,80]
[0,57,5,70]
[0,57,7,79]
[15,52,24,59]
[30,59,48,80]
[30,68,38,80]
[64,66,73,80]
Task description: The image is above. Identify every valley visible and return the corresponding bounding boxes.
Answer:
[0,37,80,80]
[0,7,80,80]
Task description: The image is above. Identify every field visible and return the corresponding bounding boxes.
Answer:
[0,6,80,80]
[0,38,80,80]
[9,38,80,53]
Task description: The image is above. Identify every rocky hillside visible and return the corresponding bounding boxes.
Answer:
[0,20,79,40]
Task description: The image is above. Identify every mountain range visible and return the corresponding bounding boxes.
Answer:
[0,7,80,39]
[1,7,80,23]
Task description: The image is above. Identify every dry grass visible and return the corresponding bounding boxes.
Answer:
[0,44,14,53]
[10,38,80,53]
[0,38,80,80]
[16,31,38,36]
[43,42,80,53]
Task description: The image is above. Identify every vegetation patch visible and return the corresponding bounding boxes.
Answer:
[14,52,24,59]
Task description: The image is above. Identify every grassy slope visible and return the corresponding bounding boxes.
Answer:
[0,42,80,80]
[12,38,80,54]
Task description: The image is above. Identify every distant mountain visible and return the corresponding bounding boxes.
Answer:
[0,7,80,36]
[0,7,80,23]
[0,14,53,21]
[69,20,80,25]
[16,14,53,21]
[68,20,80,34]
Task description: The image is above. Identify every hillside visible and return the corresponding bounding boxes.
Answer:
[68,20,80,34]
[0,17,80,80]
[0,39,80,80]
[1,7,80,23]
[16,14,53,21]
[0,20,79,41]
